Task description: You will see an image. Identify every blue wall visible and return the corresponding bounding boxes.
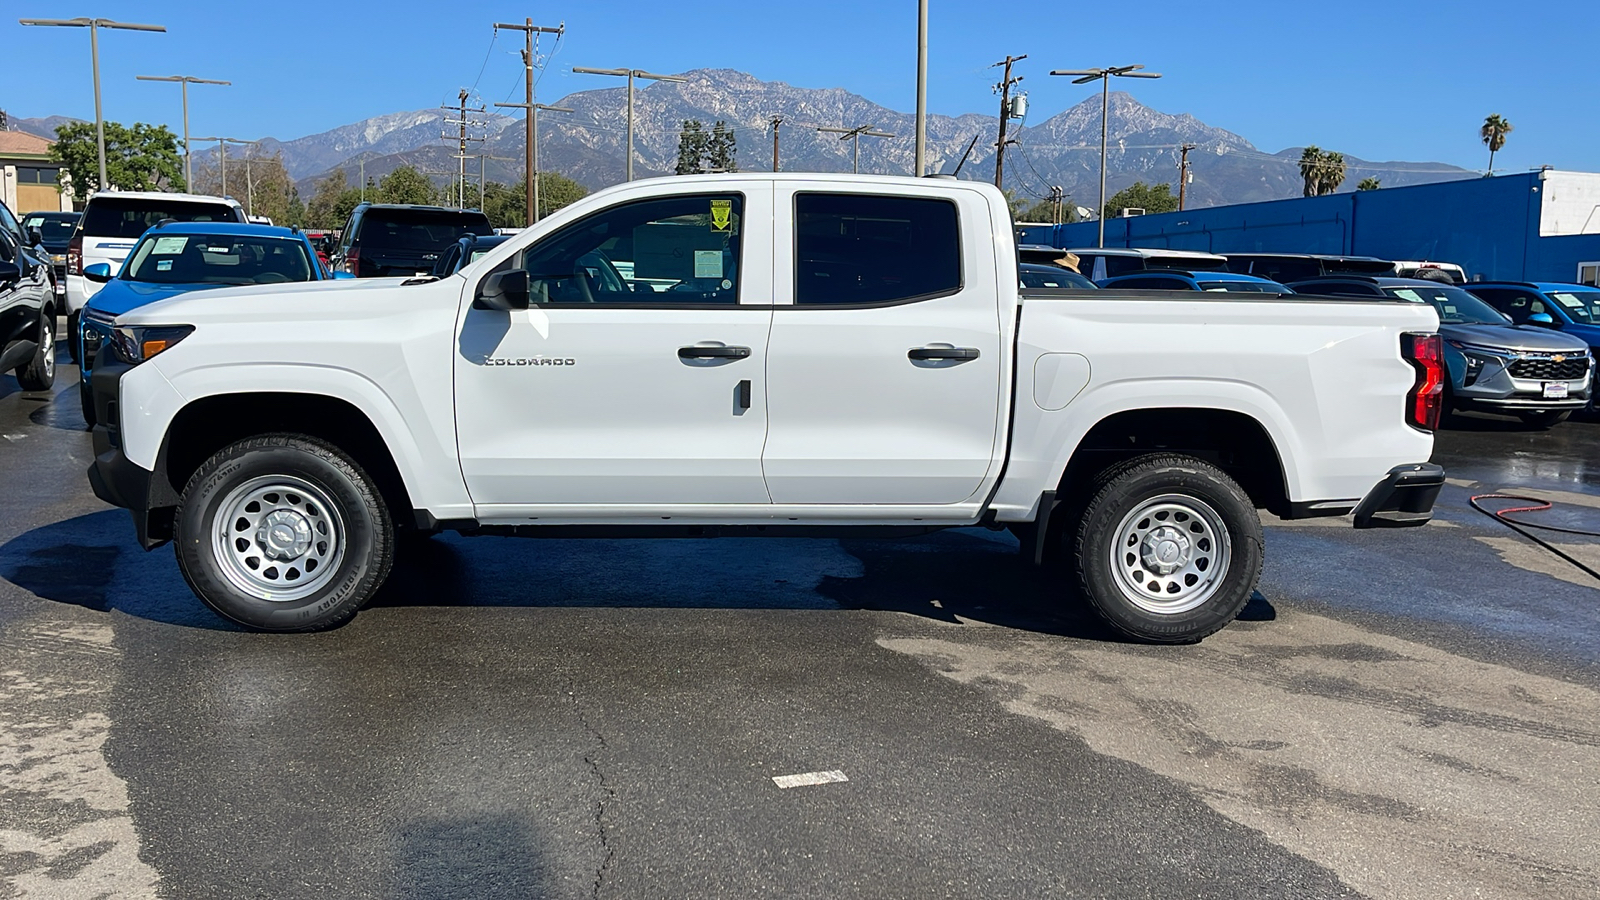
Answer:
[1022,172,1600,283]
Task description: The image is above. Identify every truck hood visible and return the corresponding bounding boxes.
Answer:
[83,279,230,318]
[1441,323,1592,355]
[113,275,452,325]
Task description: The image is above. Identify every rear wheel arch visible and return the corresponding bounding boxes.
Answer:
[1053,407,1291,517]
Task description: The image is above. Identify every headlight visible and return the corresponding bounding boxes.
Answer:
[112,325,193,365]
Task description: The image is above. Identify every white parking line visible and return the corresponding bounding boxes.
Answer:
[772,770,849,789]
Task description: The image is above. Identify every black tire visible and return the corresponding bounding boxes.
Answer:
[16,308,55,391]
[66,311,80,365]
[1073,454,1264,644]
[79,381,97,429]
[1517,410,1569,429]
[174,434,394,632]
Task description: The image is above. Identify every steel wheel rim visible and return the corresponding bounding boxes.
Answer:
[211,475,346,602]
[1108,493,1232,615]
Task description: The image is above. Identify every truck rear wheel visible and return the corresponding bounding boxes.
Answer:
[174,434,394,631]
[1073,454,1263,643]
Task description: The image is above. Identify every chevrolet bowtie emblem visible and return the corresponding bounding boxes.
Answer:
[1553,354,1567,363]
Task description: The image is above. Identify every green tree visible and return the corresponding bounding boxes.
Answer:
[1298,146,1347,197]
[305,170,364,229]
[1103,182,1178,219]
[1357,177,1381,191]
[479,174,590,229]
[675,120,711,175]
[708,120,738,173]
[191,151,298,223]
[50,121,184,201]
[375,165,435,205]
[1481,114,1513,176]
[1016,198,1077,224]
[536,172,588,219]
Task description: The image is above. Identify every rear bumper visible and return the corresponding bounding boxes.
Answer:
[1351,462,1445,528]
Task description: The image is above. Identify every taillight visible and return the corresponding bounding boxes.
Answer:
[338,249,359,276]
[67,232,82,275]
[1401,332,1445,431]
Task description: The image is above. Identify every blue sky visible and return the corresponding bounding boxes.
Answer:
[7,0,1597,173]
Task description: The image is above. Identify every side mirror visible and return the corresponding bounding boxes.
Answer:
[84,263,114,283]
[475,268,530,310]
[1527,312,1556,327]
[27,227,43,246]
[0,260,20,283]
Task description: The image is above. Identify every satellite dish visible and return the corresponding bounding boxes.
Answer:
[1075,206,1094,220]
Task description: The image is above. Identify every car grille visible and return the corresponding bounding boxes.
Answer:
[1507,356,1590,381]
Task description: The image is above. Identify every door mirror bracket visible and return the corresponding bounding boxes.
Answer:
[475,268,531,310]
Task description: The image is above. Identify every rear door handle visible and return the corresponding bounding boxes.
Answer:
[908,346,980,360]
[679,345,751,359]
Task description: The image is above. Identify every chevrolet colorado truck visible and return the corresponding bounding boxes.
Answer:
[86,173,1446,640]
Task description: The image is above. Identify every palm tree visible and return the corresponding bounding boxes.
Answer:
[1319,152,1347,194]
[1357,177,1381,191]
[1481,114,1513,176]
[1299,146,1323,197]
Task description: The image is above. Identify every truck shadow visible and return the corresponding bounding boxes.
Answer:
[1,512,1274,639]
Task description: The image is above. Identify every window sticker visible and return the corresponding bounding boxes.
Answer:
[710,199,732,233]
[156,259,172,271]
[151,236,188,255]
[694,250,723,279]
[1551,293,1586,309]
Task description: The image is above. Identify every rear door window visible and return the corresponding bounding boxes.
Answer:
[356,209,494,253]
[82,197,241,238]
[794,193,960,305]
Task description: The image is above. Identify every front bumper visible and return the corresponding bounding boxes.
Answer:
[1455,353,1591,411]
[1352,463,1445,528]
[85,354,177,549]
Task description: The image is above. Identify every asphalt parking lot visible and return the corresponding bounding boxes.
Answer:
[2,350,1597,899]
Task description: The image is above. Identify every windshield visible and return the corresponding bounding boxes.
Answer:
[1385,286,1511,325]
[1548,291,1600,325]
[82,197,240,238]
[23,214,79,244]
[357,209,494,253]
[1198,280,1289,293]
[123,234,316,286]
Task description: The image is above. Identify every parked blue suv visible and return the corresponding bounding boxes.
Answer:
[77,222,326,426]
[1463,282,1600,351]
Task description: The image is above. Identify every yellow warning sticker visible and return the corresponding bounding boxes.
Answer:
[710,199,732,232]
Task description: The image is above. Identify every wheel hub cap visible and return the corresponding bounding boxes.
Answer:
[256,510,313,560]
[1140,526,1191,575]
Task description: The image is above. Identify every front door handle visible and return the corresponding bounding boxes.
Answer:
[908,346,980,360]
[679,345,751,359]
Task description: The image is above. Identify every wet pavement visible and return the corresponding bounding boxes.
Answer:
[2,348,1598,899]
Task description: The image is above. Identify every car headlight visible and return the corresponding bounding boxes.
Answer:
[112,325,193,365]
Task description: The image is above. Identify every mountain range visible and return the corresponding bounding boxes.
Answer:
[11,68,1474,211]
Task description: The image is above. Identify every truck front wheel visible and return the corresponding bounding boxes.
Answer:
[1073,454,1263,643]
[174,434,394,631]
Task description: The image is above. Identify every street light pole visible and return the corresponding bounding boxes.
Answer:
[136,75,231,189]
[818,125,896,174]
[1049,65,1163,248]
[20,17,167,192]
[573,67,688,181]
[192,136,253,199]
[914,0,928,177]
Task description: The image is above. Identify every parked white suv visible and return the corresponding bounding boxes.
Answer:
[65,191,245,360]
[87,174,1446,640]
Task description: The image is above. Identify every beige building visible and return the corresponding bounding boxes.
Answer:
[0,130,72,214]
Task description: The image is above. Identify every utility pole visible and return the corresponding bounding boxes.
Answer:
[770,116,783,172]
[21,18,167,192]
[574,66,688,182]
[135,74,230,189]
[818,125,895,174]
[495,18,564,222]
[441,89,486,209]
[991,54,1026,189]
[914,0,928,176]
[1177,142,1196,211]
[495,102,572,223]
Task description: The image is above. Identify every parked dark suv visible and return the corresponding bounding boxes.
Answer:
[331,204,495,278]
[0,199,57,391]
[21,210,80,302]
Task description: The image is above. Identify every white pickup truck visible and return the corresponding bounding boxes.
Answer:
[86,173,1446,640]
